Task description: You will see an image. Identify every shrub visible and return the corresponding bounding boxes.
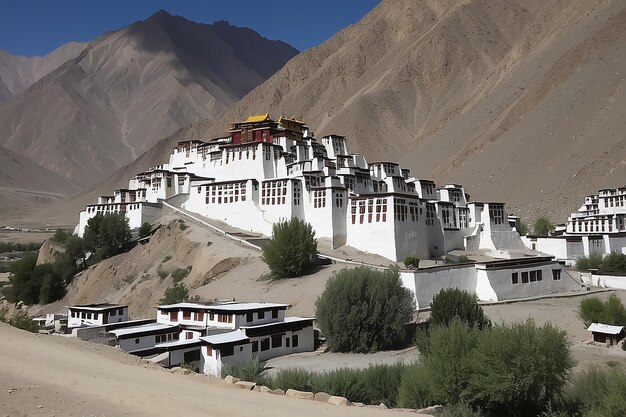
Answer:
[262,218,318,278]
[404,256,420,269]
[515,220,529,236]
[429,288,491,330]
[315,266,415,353]
[363,363,407,407]
[397,363,435,409]
[160,282,192,304]
[576,252,626,274]
[9,309,39,332]
[534,217,555,236]
[436,403,486,417]
[179,222,189,231]
[311,368,368,403]
[221,357,266,382]
[578,295,626,327]
[52,228,70,244]
[563,366,626,417]
[267,367,313,392]
[162,255,172,263]
[138,222,152,238]
[171,268,189,283]
[157,269,168,279]
[37,264,66,303]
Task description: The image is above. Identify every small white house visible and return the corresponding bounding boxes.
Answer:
[109,323,180,353]
[67,304,129,328]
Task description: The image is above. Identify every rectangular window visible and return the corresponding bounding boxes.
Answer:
[209,312,215,321]
[537,270,543,281]
[206,345,213,356]
[183,311,191,320]
[246,313,253,322]
[252,341,258,352]
[286,337,290,348]
[271,335,282,348]
[552,269,561,280]
[521,272,529,284]
[220,345,235,357]
[511,273,519,285]
[261,338,270,351]
[530,271,537,282]
[258,311,265,320]
[292,335,299,347]
[186,332,193,340]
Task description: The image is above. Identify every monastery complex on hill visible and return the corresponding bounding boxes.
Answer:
[76,114,523,262]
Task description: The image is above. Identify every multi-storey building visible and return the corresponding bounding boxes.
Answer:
[76,114,523,262]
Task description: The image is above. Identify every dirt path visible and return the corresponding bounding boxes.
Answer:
[0,324,421,416]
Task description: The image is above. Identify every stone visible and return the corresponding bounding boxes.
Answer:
[379,403,388,409]
[416,405,444,415]
[258,385,272,394]
[353,402,365,407]
[314,392,331,402]
[224,375,240,384]
[234,381,256,390]
[270,388,285,396]
[285,389,315,400]
[328,396,353,406]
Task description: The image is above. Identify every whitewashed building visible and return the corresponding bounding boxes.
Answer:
[75,114,524,262]
[523,187,626,263]
[67,304,129,328]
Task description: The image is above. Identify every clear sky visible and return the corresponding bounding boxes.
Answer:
[0,0,381,57]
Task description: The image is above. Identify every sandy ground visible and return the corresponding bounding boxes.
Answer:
[0,323,422,417]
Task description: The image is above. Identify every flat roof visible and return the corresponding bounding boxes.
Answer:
[241,317,314,338]
[69,303,127,311]
[158,302,289,312]
[110,323,177,337]
[587,323,625,335]
[200,330,249,345]
[155,339,203,349]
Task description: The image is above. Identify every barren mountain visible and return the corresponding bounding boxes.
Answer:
[0,10,297,190]
[0,42,85,104]
[9,0,626,228]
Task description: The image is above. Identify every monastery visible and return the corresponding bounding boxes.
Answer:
[76,114,524,262]
[524,187,626,264]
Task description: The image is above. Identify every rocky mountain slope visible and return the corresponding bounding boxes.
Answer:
[0,10,297,217]
[62,0,623,226]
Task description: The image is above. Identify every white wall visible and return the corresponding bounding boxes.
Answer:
[400,266,477,310]
[583,273,626,290]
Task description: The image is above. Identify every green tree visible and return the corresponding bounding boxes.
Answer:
[138,222,152,238]
[404,256,420,269]
[564,366,626,417]
[516,220,529,236]
[37,264,66,303]
[7,252,41,304]
[578,295,626,327]
[64,235,87,270]
[262,218,318,278]
[52,228,70,244]
[83,213,132,261]
[160,282,194,304]
[533,217,555,236]
[315,267,415,353]
[429,288,491,330]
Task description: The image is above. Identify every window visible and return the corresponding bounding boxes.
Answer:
[135,338,140,344]
[93,313,99,320]
[395,198,407,221]
[252,341,258,352]
[118,308,124,316]
[271,335,282,348]
[530,271,537,282]
[183,311,191,320]
[272,310,278,319]
[489,204,505,225]
[521,272,529,284]
[186,332,193,340]
[206,345,213,356]
[292,335,299,347]
[260,338,270,351]
[195,311,204,321]
[209,312,215,321]
[258,311,265,320]
[537,270,543,281]
[286,337,290,348]
[246,313,253,322]
[313,190,326,208]
[511,272,519,285]
[110,310,117,316]
[552,269,561,281]
[261,180,287,205]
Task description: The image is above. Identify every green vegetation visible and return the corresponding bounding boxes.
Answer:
[560,366,626,417]
[0,242,43,253]
[516,220,529,236]
[315,267,415,353]
[160,282,197,304]
[52,228,71,244]
[8,309,39,333]
[138,222,152,238]
[429,288,491,330]
[83,213,132,262]
[157,268,168,279]
[171,268,189,283]
[578,295,626,327]
[403,256,420,269]
[162,255,172,263]
[533,217,555,236]
[262,218,318,278]
[221,357,266,381]
[576,252,626,274]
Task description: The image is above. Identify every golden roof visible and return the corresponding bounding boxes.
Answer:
[279,116,305,125]
[243,113,270,123]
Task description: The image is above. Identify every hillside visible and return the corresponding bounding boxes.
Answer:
[0,10,298,216]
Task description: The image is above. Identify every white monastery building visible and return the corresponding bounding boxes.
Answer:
[76,114,525,262]
[523,187,626,263]
[67,304,129,329]
[105,300,314,376]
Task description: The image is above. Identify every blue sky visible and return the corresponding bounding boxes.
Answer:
[0,0,380,56]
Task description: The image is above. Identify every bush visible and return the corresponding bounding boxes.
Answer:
[515,220,529,236]
[37,264,66,303]
[576,252,626,274]
[315,267,415,353]
[576,253,604,271]
[404,256,420,269]
[534,217,555,236]
[52,228,70,244]
[312,368,368,403]
[157,269,168,279]
[267,367,313,392]
[138,222,152,238]
[171,268,189,283]
[578,295,626,327]
[563,366,626,417]
[9,309,39,332]
[429,288,491,330]
[436,403,486,417]
[160,282,193,304]
[262,218,318,278]
[162,255,172,263]
[397,363,435,409]
[221,357,266,382]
